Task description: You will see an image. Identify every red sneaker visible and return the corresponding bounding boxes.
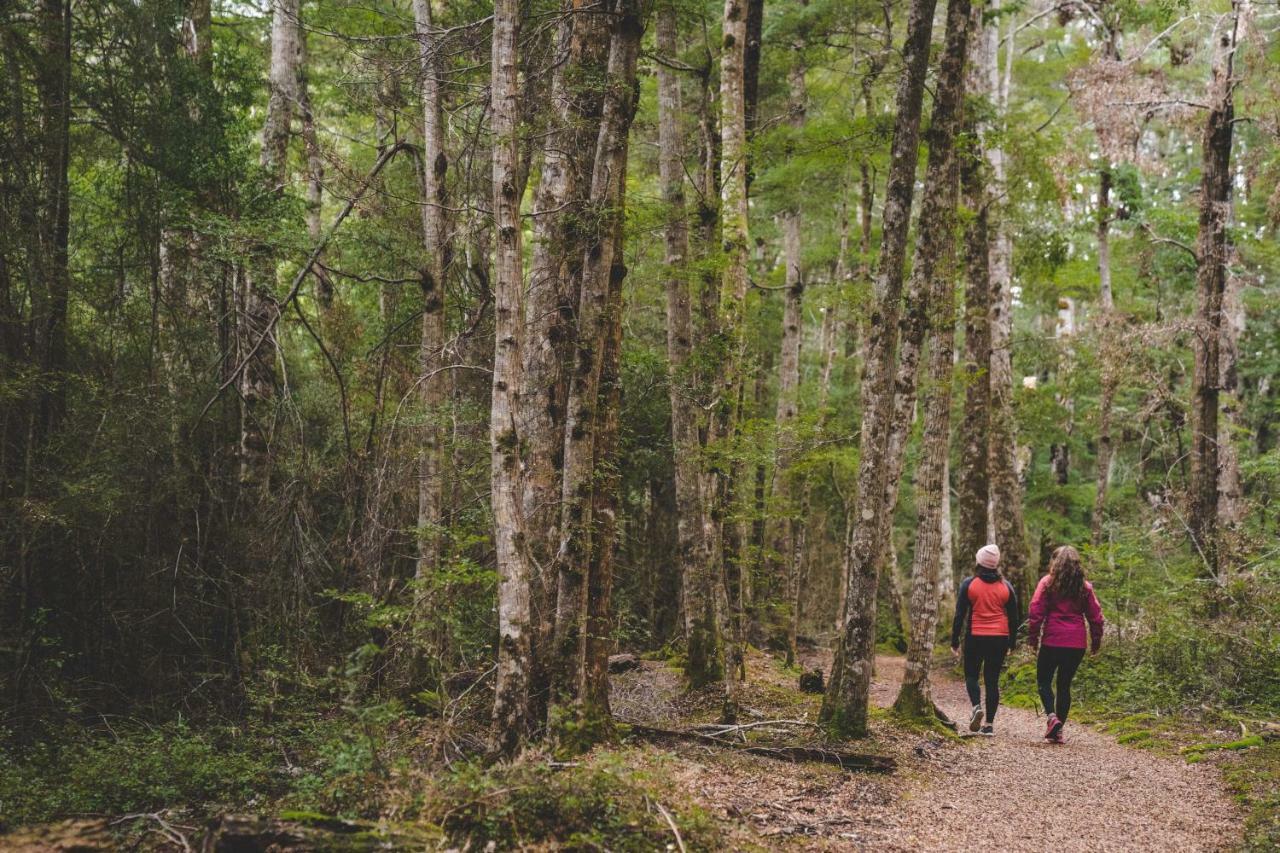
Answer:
[1044,714,1060,741]
[1048,717,1065,744]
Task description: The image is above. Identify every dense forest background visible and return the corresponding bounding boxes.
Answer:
[2,0,1279,847]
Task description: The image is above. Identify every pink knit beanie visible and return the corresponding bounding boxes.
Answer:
[976,544,1001,569]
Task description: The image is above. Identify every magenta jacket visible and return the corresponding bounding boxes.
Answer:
[1027,574,1104,651]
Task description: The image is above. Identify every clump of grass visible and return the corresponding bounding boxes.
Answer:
[432,752,722,851]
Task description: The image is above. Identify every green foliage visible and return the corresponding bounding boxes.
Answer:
[434,755,721,851]
[1222,742,1280,852]
[0,722,278,831]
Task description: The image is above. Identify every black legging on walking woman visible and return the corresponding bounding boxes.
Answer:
[963,636,1009,723]
[1037,645,1086,721]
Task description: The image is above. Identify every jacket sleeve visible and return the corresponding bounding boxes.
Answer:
[1027,577,1046,649]
[951,578,971,648]
[1085,584,1105,651]
[1004,580,1020,650]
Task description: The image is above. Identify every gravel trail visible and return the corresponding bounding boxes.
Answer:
[868,655,1242,852]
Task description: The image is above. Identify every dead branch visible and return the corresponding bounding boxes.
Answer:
[620,720,896,772]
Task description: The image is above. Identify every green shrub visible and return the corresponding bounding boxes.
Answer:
[434,754,722,851]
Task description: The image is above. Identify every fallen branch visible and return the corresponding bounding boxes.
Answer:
[690,719,821,736]
[654,801,687,853]
[620,721,895,773]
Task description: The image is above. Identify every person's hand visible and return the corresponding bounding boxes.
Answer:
[1090,646,1101,657]
[951,645,960,660]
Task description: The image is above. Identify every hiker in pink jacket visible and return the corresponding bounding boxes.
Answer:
[1027,545,1104,744]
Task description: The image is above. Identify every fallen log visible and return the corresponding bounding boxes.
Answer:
[620,721,895,773]
[608,652,641,673]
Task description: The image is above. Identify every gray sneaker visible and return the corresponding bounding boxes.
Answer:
[969,705,983,732]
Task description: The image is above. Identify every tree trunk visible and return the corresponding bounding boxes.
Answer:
[776,48,807,665]
[955,37,992,575]
[552,0,643,725]
[888,0,971,716]
[1189,5,1240,577]
[980,0,1030,609]
[1218,259,1245,534]
[657,4,719,687]
[412,0,450,660]
[523,5,612,693]
[709,0,753,723]
[821,0,939,739]
[240,0,301,489]
[489,0,532,758]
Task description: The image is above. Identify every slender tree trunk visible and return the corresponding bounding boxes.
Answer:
[1091,163,1116,547]
[657,4,719,687]
[821,0,939,739]
[412,0,450,656]
[709,0,753,722]
[956,34,992,573]
[1189,5,1241,577]
[1218,260,1245,534]
[981,0,1030,608]
[552,0,643,723]
[776,48,807,665]
[240,0,301,489]
[490,0,532,757]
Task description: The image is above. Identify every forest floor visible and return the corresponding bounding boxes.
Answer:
[3,647,1254,851]
[611,648,1243,851]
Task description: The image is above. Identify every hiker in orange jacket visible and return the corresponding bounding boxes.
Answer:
[951,544,1019,736]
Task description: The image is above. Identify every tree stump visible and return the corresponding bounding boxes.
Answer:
[799,667,825,693]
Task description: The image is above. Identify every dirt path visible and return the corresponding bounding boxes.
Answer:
[863,655,1241,852]
[614,651,1241,850]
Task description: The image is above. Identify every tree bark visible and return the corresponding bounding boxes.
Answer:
[776,46,807,666]
[239,0,301,489]
[1189,5,1241,577]
[955,29,992,574]
[980,0,1030,609]
[888,0,971,716]
[821,0,939,739]
[552,0,643,725]
[657,2,719,688]
[412,0,450,656]
[523,5,612,688]
[489,0,532,757]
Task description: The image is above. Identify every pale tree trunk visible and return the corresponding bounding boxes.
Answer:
[299,32,332,310]
[1090,165,1116,547]
[552,0,643,721]
[713,0,752,721]
[240,0,301,490]
[776,48,807,666]
[1189,4,1242,578]
[523,5,611,689]
[657,4,719,686]
[821,0,938,738]
[1218,261,1245,534]
[490,0,532,758]
[981,0,1030,608]
[412,0,450,650]
[160,0,213,443]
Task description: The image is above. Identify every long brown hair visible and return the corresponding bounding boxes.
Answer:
[1046,545,1087,603]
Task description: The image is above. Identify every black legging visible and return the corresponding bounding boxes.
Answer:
[963,636,1009,723]
[1037,645,1086,721]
